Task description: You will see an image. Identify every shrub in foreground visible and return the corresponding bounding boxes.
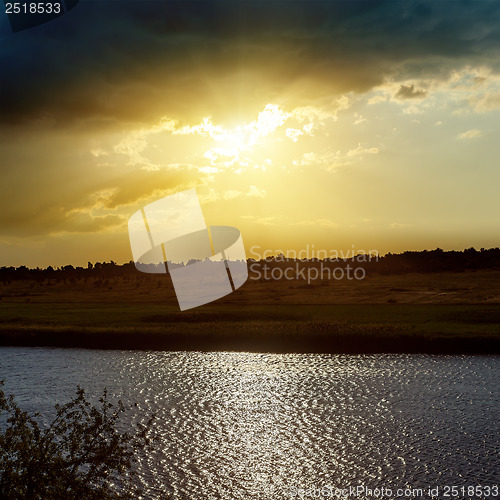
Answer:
[0,381,155,499]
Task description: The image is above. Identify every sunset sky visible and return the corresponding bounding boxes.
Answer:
[1,0,499,267]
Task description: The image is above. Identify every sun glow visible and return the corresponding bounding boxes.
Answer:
[199,104,290,170]
[114,102,335,177]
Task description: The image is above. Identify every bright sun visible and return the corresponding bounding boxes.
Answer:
[200,104,290,172]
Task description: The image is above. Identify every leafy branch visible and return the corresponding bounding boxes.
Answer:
[0,381,158,500]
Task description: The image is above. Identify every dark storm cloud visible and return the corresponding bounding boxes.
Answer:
[395,84,427,99]
[1,0,499,125]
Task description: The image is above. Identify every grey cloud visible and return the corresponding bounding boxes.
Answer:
[395,85,428,99]
[0,0,499,126]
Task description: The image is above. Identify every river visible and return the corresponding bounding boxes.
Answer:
[0,348,498,499]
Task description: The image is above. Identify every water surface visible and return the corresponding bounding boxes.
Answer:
[0,349,498,498]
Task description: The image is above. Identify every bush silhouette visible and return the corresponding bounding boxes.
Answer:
[0,381,155,499]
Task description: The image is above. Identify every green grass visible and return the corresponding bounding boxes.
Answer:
[2,302,500,335]
[0,302,499,353]
[1,271,500,352]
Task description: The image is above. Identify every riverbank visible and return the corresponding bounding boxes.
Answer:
[0,304,499,353]
[1,271,499,353]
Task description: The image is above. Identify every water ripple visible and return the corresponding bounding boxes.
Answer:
[0,349,498,499]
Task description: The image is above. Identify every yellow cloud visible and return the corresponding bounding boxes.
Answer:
[293,218,338,228]
[247,185,267,198]
[458,129,482,140]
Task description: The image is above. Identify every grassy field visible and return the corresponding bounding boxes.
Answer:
[1,270,499,353]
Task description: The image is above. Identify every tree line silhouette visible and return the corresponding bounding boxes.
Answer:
[1,247,500,284]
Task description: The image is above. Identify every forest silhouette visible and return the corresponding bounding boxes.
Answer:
[1,247,500,284]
